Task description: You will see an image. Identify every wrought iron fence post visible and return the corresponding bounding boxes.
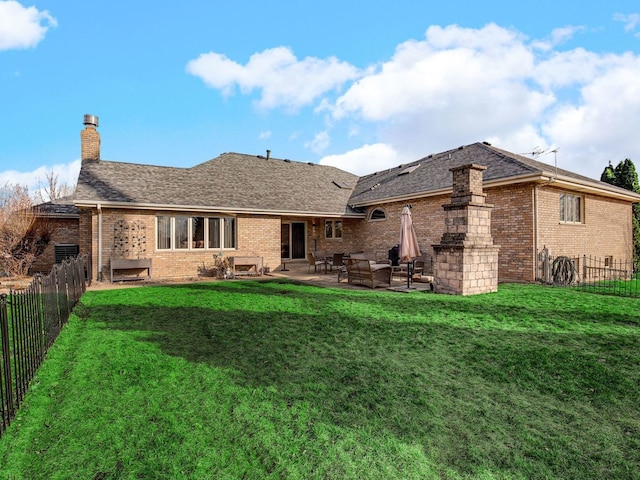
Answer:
[0,255,89,439]
[0,293,15,433]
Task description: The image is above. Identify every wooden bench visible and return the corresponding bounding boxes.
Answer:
[231,256,263,277]
[346,259,392,289]
[110,258,152,282]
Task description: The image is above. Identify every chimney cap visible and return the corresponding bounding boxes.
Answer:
[83,114,99,127]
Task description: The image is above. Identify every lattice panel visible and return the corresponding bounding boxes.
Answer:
[113,219,147,259]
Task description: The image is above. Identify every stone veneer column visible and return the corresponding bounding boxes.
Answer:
[432,163,500,295]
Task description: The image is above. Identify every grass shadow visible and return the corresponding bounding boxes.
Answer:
[76,282,640,478]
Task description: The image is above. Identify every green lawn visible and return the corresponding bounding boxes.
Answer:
[0,280,638,479]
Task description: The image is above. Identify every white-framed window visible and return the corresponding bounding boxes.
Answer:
[325,220,343,239]
[157,215,236,250]
[559,193,583,223]
[368,208,387,221]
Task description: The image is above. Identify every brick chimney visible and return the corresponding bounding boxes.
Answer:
[80,114,100,162]
[432,163,500,295]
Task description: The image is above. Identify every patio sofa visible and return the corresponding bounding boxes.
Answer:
[346,259,392,289]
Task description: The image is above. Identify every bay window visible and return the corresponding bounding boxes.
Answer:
[157,215,236,250]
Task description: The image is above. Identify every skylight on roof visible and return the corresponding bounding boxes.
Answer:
[398,164,420,176]
[333,181,351,189]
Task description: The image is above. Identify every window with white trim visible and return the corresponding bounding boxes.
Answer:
[559,193,583,223]
[157,215,236,250]
[325,220,342,239]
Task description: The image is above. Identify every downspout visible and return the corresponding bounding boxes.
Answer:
[533,186,538,282]
[97,203,103,281]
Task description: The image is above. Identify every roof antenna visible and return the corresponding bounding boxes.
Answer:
[551,148,559,182]
[543,148,560,184]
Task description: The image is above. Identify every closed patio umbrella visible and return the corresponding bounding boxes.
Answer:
[399,205,421,289]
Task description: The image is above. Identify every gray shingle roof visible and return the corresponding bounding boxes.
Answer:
[348,142,635,206]
[74,142,640,215]
[74,153,360,216]
[34,195,79,217]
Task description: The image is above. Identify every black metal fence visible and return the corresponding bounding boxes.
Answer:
[0,255,90,438]
[537,248,639,297]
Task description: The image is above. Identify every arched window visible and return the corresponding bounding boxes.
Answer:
[369,208,386,221]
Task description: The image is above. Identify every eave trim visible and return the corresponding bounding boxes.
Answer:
[73,200,366,218]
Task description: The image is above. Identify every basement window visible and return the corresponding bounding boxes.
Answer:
[559,193,583,223]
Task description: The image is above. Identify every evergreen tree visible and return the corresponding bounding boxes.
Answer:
[601,159,640,271]
[600,161,616,184]
[614,159,640,192]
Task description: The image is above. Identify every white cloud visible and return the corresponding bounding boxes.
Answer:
[542,58,640,175]
[0,1,56,51]
[319,143,405,176]
[304,131,330,153]
[186,46,361,110]
[614,13,640,35]
[187,22,640,180]
[0,159,81,198]
[532,25,586,51]
[332,24,547,123]
[323,23,640,179]
[323,24,558,168]
[259,130,272,140]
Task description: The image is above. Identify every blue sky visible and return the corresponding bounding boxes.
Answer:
[1,1,640,197]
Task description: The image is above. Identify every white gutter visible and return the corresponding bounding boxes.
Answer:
[73,200,366,218]
[533,186,538,281]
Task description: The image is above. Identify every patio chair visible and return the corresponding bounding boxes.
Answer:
[413,254,428,275]
[307,252,326,273]
[338,256,355,282]
[327,253,344,272]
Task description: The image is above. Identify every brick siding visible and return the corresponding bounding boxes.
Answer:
[74,181,635,284]
[79,208,281,281]
[536,185,633,262]
[346,182,633,283]
[30,217,80,274]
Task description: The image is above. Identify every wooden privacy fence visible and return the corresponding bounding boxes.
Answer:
[0,254,90,438]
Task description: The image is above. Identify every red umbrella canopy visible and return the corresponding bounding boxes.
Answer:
[399,206,421,262]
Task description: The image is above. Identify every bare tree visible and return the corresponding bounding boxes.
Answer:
[0,183,44,277]
[34,169,75,203]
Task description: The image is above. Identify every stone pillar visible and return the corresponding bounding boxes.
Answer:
[432,163,500,295]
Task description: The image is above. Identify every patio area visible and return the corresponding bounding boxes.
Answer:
[269,260,434,292]
[85,259,434,292]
